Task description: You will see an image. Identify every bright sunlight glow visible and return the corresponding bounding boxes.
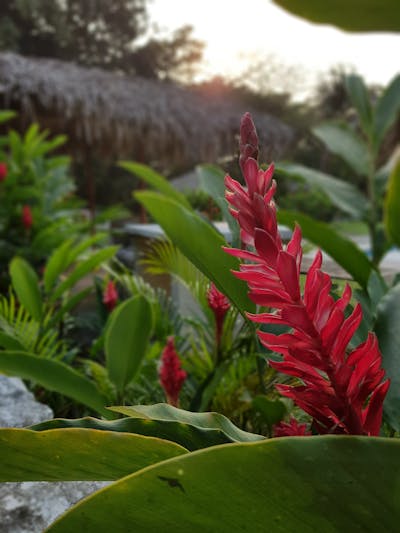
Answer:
[149,0,400,95]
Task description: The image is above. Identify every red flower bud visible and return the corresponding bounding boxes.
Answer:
[159,336,187,407]
[207,283,230,346]
[103,280,118,312]
[239,112,259,176]
[0,162,7,182]
[22,205,33,230]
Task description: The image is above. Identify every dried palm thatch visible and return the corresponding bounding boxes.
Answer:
[0,52,293,172]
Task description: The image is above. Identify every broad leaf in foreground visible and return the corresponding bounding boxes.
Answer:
[0,428,186,481]
[48,437,400,532]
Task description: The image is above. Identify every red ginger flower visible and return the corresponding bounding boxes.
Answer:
[159,337,187,407]
[207,283,230,345]
[0,162,7,182]
[103,280,118,312]
[273,418,311,437]
[22,205,33,230]
[224,113,390,436]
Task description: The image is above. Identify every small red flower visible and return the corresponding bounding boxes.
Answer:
[224,113,389,436]
[273,418,311,437]
[207,283,230,345]
[103,280,118,312]
[159,336,187,407]
[22,205,33,230]
[0,162,7,182]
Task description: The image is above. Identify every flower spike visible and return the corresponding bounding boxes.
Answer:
[224,113,389,436]
[159,337,187,407]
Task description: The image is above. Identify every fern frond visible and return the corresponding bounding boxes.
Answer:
[140,238,210,313]
[0,292,68,359]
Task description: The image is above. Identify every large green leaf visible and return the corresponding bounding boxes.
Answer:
[374,74,400,148]
[374,284,400,431]
[272,1,400,32]
[9,257,43,321]
[50,246,118,302]
[0,428,186,481]
[0,110,16,124]
[48,436,400,532]
[120,161,191,208]
[277,210,375,289]
[0,331,25,350]
[108,404,264,444]
[44,238,74,293]
[44,234,108,293]
[276,163,365,218]
[384,157,400,247]
[0,351,111,418]
[345,74,373,137]
[196,164,240,246]
[105,295,153,393]
[312,123,370,176]
[135,191,254,316]
[30,415,254,451]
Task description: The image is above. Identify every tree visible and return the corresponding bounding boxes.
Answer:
[0,0,204,81]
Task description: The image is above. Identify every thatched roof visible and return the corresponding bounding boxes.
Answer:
[0,52,294,173]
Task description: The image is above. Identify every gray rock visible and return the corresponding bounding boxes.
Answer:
[0,375,109,532]
[0,481,109,533]
[0,375,53,427]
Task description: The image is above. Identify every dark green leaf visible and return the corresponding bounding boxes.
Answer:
[345,74,373,137]
[374,74,400,147]
[0,110,16,124]
[0,427,186,481]
[374,284,400,431]
[120,161,191,208]
[312,123,370,176]
[276,163,366,218]
[105,295,153,393]
[0,351,111,418]
[0,332,25,351]
[197,164,240,246]
[30,416,241,451]
[9,257,43,321]
[50,246,118,302]
[108,403,264,444]
[135,191,254,316]
[272,1,400,32]
[48,436,400,532]
[384,157,400,247]
[277,210,375,289]
[252,396,287,429]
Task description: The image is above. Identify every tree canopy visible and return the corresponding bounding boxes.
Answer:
[0,0,204,80]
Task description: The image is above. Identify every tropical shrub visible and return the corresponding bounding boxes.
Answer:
[0,112,86,275]
[276,72,400,266]
[1,111,400,531]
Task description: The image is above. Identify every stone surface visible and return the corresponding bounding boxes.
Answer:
[0,481,109,533]
[0,375,53,428]
[0,375,109,532]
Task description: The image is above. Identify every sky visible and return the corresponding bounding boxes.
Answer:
[148,0,400,98]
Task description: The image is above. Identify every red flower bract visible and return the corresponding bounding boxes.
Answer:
[22,205,33,230]
[0,162,7,182]
[207,283,230,346]
[224,113,389,436]
[103,280,118,312]
[159,337,187,407]
[273,418,311,437]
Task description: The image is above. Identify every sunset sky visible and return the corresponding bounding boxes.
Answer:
[149,0,399,96]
